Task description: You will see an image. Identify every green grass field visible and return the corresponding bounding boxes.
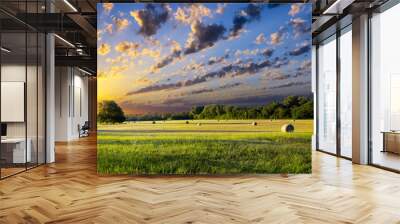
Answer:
[97,119,313,175]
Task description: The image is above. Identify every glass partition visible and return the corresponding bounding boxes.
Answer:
[371,3,400,171]
[339,27,352,158]
[0,1,46,179]
[1,31,28,177]
[317,35,337,154]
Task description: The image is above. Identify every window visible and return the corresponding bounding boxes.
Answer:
[317,35,337,154]
[339,27,352,158]
[370,3,400,171]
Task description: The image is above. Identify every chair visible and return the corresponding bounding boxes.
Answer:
[79,121,90,138]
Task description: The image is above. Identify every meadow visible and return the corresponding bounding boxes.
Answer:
[97,120,313,175]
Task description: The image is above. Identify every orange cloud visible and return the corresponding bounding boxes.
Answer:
[289,4,301,17]
[98,43,111,56]
[104,23,113,34]
[103,3,113,14]
[216,3,226,14]
[175,4,212,25]
[113,17,129,31]
[115,41,139,53]
[130,10,143,27]
[135,77,153,85]
[114,41,160,59]
[98,65,129,79]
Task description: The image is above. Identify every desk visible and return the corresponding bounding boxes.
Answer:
[382,131,400,154]
[1,138,31,163]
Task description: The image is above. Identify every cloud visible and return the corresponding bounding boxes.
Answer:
[115,41,139,53]
[208,55,227,65]
[115,41,140,58]
[269,26,287,45]
[151,49,181,72]
[270,81,310,89]
[113,17,129,31]
[144,38,161,47]
[263,69,289,81]
[175,4,212,25]
[289,18,310,37]
[270,32,282,45]
[128,58,276,95]
[293,60,311,77]
[106,56,128,65]
[114,41,161,60]
[262,48,274,58]
[150,40,183,72]
[288,4,301,17]
[98,43,111,56]
[98,65,129,78]
[234,48,260,57]
[299,60,311,71]
[289,42,311,56]
[183,61,205,71]
[229,4,263,38]
[140,48,161,59]
[135,77,153,85]
[170,40,182,52]
[271,56,290,68]
[127,82,183,95]
[184,21,226,55]
[255,33,266,44]
[104,23,113,34]
[103,3,113,14]
[190,83,242,95]
[216,3,227,14]
[130,4,170,37]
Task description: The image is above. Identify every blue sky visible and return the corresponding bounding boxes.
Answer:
[97,3,312,115]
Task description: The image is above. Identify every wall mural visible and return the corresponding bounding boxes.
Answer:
[97,3,313,174]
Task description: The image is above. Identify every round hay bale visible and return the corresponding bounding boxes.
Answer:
[152,121,156,124]
[185,121,189,124]
[281,124,294,133]
[252,122,258,126]
[197,123,201,126]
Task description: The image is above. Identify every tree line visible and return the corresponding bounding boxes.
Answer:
[98,96,313,123]
[121,95,313,122]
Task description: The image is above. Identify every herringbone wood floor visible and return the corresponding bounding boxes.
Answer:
[1,136,400,224]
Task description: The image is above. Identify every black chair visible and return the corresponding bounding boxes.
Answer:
[79,121,90,138]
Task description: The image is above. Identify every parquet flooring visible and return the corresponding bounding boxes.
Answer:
[1,136,400,223]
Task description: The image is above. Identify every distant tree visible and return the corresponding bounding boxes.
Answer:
[297,96,309,105]
[274,106,289,119]
[98,100,126,123]
[190,106,204,118]
[283,95,299,108]
[292,101,313,119]
[262,102,279,118]
[123,96,313,121]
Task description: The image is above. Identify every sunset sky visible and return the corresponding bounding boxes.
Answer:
[97,3,312,115]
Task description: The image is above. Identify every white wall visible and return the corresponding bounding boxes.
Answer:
[55,67,89,141]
